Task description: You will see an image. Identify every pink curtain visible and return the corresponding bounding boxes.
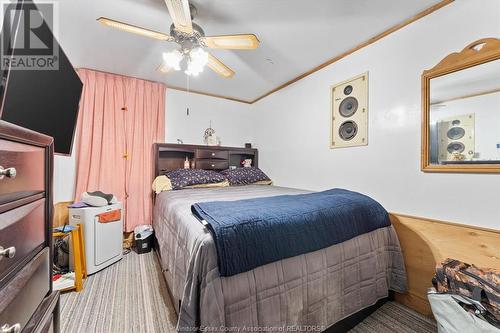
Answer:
[74,69,165,231]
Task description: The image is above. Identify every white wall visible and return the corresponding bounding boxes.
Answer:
[250,0,500,230]
[165,89,253,146]
[54,150,78,203]
[55,0,500,229]
[54,88,253,202]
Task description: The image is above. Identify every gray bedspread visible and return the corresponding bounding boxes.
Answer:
[153,185,407,332]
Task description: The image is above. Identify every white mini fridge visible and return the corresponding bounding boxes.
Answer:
[69,203,123,275]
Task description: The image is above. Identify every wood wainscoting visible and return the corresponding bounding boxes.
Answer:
[390,213,500,315]
[54,201,73,228]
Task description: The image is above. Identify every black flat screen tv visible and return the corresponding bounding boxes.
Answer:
[0,0,83,155]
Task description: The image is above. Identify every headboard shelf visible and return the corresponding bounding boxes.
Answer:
[154,143,258,176]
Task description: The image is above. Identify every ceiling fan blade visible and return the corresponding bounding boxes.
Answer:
[207,53,235,78]
[164,0,193,34]
[97,17,174,41]
[201,34,260,50]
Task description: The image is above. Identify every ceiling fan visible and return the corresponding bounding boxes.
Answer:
[97,0,260,78]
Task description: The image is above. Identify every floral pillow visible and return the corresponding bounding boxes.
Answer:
[220,167,272,186]
[165,169,228,190]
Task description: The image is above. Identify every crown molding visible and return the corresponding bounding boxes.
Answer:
[167,86,252,104]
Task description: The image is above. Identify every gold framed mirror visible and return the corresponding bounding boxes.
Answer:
[422,38,500,173]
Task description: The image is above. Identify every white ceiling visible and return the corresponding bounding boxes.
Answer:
[58,0,443,102]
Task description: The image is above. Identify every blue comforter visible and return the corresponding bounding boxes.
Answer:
[191,188,391,277]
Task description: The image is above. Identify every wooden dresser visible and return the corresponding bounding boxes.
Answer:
[0,120,58,333]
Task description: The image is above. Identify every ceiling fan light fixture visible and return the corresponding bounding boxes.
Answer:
[99,0,257,78]
[186,47,208,76]
[162,49,183,71]
[184,65,200,76]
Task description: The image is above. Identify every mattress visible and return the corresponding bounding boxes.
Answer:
[152,185,407,331]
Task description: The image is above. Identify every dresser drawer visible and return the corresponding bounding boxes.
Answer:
[23,291,59,333]
[39,314,53,333]
[0,248,50,332]
[196,159,229,170]
[196,149,228,160]
[0,139,45,206]
[0,199,45,282]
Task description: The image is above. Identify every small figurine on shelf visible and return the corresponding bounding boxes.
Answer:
[204,121,220,146]
[241,159,252,168]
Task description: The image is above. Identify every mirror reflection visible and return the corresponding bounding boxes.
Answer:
[429,59,500,165]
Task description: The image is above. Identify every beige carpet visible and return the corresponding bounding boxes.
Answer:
[348,301,436,333]
[60,251,177,333]
[61,251,436,333]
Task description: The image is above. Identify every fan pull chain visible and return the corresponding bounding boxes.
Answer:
[186,75,190,116]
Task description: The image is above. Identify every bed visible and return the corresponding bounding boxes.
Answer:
[152,143,407,332]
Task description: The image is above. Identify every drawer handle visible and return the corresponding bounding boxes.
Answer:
[0,166,16,179]
[1,323,21,333]
[0,246,16,260]
[211,164,215,167]
[211,152,215,156]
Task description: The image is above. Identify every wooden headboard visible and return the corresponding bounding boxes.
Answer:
[153,143,258,176]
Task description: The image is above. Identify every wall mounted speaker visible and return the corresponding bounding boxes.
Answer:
[330,72,368,148]
[437,113,475,161]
